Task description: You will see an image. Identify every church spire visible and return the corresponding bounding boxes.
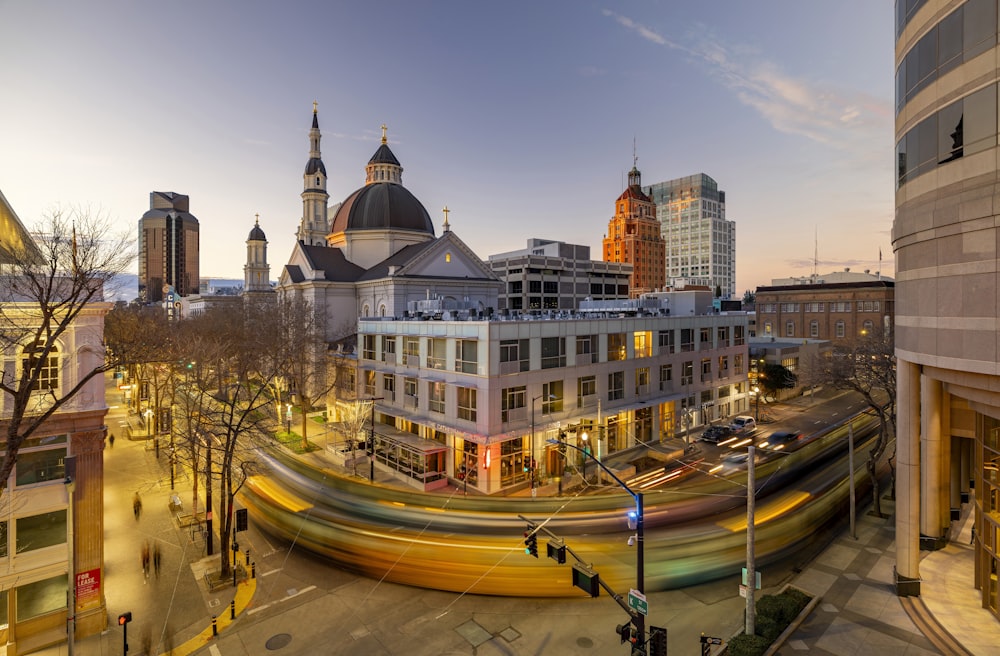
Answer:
[297,102,331,246]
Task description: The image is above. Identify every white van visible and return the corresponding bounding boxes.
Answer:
[729,416,757,434]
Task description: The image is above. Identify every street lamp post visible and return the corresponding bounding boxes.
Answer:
[367,397,385,483]
[285,403,292,435]
[753,386,760,421]
[551,436,645,649]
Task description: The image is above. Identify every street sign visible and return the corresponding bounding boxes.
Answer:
[700,635,723,645]
[739,584,747,598]
[627,589,648,616]
[741,567,762,589]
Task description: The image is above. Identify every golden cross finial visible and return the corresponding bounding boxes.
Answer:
[381,124,387,144]
[313,100,318,114]
[442,205,451,231]
[255,212,260,225]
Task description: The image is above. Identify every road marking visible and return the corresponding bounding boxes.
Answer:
[261,568,282,577]
[247,584,317,616]
[209,646,221,656]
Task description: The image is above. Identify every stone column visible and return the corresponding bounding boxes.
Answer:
[895,358,921,595]
[920,374,946,548]
[71,426,107,636]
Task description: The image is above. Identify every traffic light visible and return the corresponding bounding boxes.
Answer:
[523,524,538,557]
[616,621,637,645]
[571,562,600,597]
[649,626,667,656]
[118,612,132,625]
[546,538,566,564]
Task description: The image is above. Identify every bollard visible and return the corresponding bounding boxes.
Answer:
[230,599,236,619]
[251,561,256,579]
[212,615,217,636]
[246,548,251,565]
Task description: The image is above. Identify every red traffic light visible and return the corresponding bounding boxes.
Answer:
[118,611,132,625]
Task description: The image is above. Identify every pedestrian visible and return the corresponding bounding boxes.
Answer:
[141,541,150,582]
[153,542,161,579]
[108,432,115,448]
[971,526,976,545]
[133,492,142,520]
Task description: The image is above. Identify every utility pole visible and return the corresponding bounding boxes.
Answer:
[746,444,756,637]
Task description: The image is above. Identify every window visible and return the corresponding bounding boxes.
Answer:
[734,325,745,346]
[608,371,624,401]
[456,339,478,374]
[16,447,66,486]
[16,575,65,621]
[457,386,477,422]
[428,381,445,414]
[785,321,794,337]
[381,335,396,363]
[862,320,874,334]
[541,337,566,369]
[577,376,596,407]
[404,377,418,407]
[500,339,529,373]
[680,328,695,352]
[502,386,526,422]
[810,320,819,338]
[701,358,712,382]
[659,364,673,391]
[780,303,799,312]
[542,381,563,413]
[608,333,627,361]
[699,327,712,350]
[543,281,558,294]
[16,510,66,554]
[529,280,542,293]
[681,361,693,386]
[633,331,652,358]
[717,326,729,347]
[635,367,649,395]
[364,370,376,397]
[718,355,729,378]
[22,340,59,391]
[403,337,419,365]
[734,354,744,375]
[763,321,772,336]
[508,280,522,294]
[428,338,447,370]
[362,335,376,360]
[576,335,598,363]
[658,329,675,353]
[0,522,6,558]
[383,374,395,402]
[835,320,846,338]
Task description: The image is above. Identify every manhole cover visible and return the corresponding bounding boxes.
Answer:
[266,633,293,650]
[576,637,595,649]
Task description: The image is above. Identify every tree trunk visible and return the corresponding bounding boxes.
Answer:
[205,445,214,556]
[300,408,309,451]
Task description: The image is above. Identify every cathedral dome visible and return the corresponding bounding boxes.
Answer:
[248,223,267,241]
[330,182,435,235]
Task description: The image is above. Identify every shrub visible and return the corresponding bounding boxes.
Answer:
[727,632,770,656]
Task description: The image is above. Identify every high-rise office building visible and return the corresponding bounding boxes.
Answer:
[645,173,735,298]
[893,0,1000,614]
[602,162,665,298]
[138,191,200,303]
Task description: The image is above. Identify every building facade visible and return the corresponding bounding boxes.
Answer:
[358,309,750,494]
[645,173,735,298]
[488,239,632,312]
[0,189,109,652]
[138,191,200,303]
[602,163,666,298]
[755,280,894,346]
[894,0,1000,616]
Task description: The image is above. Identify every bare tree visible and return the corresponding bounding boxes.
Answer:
[0,209,133,495]
[821,328,896,517]
[339,399,372,477]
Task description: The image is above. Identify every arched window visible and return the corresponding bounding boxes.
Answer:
[379,305,386,317]
[362,304,370,317]
[22,339,59,391]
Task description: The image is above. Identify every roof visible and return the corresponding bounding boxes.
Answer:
[356,241,437,281]
[368,143,401,166]
[616,185,652,203]
[248,223,266,241]
[300,244,367,282]
[329,182,434,235]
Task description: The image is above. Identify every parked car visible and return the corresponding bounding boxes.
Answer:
[729,415,757,435]
[700,424,734,443]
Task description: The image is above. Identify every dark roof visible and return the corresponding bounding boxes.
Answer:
[757,280,894,293]
[616,185,652,203]
[304,157,327,176]
[368,143,400,166]
[330,182,434,235]
[300,244,366,282]
[248,224,266,241]
[357,241,437,281]
[284,265,304,283]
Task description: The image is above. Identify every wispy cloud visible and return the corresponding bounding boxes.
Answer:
[601,9,889,149]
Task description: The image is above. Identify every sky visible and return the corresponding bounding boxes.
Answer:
[0,1,894,295]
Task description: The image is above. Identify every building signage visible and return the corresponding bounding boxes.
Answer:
[76,568,101,605]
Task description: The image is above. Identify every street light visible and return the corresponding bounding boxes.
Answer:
[752,385,760,421]
[367,397,385,483]
[550,436,645,649]
[285,403,292,435]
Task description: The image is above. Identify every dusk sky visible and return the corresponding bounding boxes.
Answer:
[0,1,893,295]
